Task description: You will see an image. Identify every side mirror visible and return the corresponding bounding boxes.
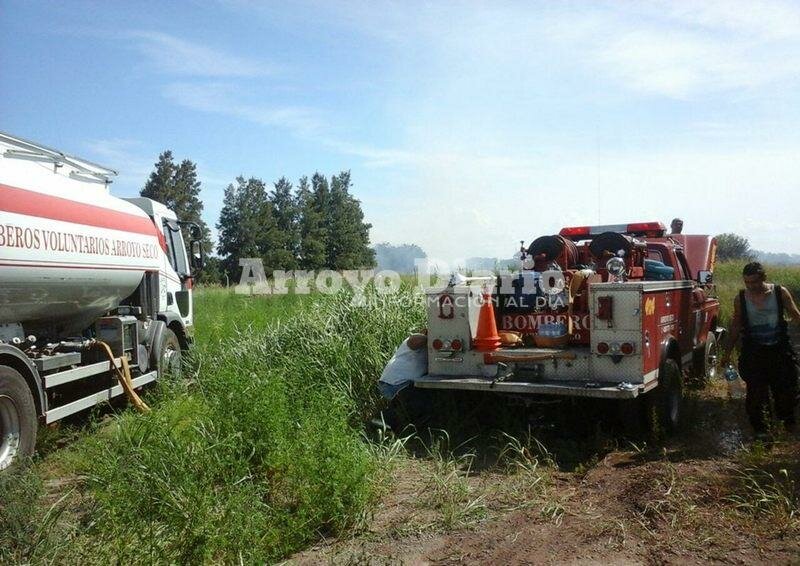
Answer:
[178,221,205,276]
[190,239,205,273]
[698,270,712,285]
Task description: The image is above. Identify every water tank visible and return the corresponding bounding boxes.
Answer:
[0,133,162,334]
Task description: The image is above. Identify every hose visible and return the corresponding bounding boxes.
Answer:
[92,340,151,413]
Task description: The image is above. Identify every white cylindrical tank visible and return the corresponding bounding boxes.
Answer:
[0,133,162,334]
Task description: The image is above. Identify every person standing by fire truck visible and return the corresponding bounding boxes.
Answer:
[724,262,800,435]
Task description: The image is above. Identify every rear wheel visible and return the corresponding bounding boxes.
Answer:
[649,358,683,435]
[0,366,37,470]
[384,385,434,433]
[158,328,182,379]
[619,358,684,439]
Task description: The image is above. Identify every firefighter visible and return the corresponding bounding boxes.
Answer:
[670,218,684,234]
[724,262,800,435]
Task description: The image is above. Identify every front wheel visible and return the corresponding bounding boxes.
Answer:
[691,333,718,386]
[0,366,37,471]
[158,328,182,379]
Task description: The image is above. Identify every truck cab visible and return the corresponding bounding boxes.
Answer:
[124,197,200,347]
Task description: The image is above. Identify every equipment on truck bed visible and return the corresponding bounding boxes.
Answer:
[381,221,722,434]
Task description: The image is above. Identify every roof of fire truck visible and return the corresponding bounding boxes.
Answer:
[558,221,716,276]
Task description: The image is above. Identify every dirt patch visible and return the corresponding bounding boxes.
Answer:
[288,384,800,565]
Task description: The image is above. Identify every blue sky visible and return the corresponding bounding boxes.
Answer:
[3,0,800,261]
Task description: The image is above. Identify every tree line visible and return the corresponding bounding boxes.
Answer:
[140,152,375,283]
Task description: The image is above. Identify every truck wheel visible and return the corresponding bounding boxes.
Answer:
[691,334,718,386]
[0,366,37,470]
[158,329,182,379]
[649,358,683,435]
[385,386,435,433]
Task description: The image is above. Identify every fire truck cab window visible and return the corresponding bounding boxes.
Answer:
[675,250,692,281]
[163,220,189,277]
[644,245,676,280]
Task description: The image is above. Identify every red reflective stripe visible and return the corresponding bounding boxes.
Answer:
[0,183,157,236]
[0,260,156,271]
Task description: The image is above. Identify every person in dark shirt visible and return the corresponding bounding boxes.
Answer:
[670,218,683,234]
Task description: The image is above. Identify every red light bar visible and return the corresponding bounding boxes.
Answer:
[559,221,666,239]
[559,226,591,237]
[626,222,666,236]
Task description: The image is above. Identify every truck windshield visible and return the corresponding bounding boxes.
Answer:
[163,220,189,277]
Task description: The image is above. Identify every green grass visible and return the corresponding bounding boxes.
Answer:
[3,265,799,563]
[0,286,425,564]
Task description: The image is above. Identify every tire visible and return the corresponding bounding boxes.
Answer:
[385,385,437,433]
[691,333,718,386]
[617,396,646,436]
[648,358,683,435]
[158,328,182,379]
[0,365,37,471]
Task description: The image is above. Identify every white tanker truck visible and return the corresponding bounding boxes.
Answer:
[0,132,204,469]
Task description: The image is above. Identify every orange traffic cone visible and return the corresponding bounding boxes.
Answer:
[474,289,501,352]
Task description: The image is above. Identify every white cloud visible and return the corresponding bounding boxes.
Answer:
[162,82,322,137]
[366,141,800,260]
[483,1,800,100]
[162,81,425,168]
[126,30,275,77]
[139,3,800,258]
[320,139,418,168]
[294,1,800,99]
[654,0,800,40]
[83,138,153,190]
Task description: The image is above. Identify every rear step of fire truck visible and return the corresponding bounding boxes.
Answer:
[413,342,660,399]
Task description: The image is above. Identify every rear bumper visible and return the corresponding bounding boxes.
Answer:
[411,375,659,399]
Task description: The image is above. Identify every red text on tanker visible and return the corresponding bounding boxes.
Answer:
[0,224,159,259]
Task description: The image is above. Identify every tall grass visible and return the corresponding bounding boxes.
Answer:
[0,286,425,564]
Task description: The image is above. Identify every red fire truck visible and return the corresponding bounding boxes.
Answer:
[380,222,722,432]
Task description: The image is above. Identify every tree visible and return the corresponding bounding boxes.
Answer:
[270,177,299,270]
[196,256,223,285]
[297,175,327,269]
[141,151,212,252]
[218,170,376,275]
[216,176,289,279]
[217,177,267,278]
[326,171,376,269]
[716,233,755,262]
